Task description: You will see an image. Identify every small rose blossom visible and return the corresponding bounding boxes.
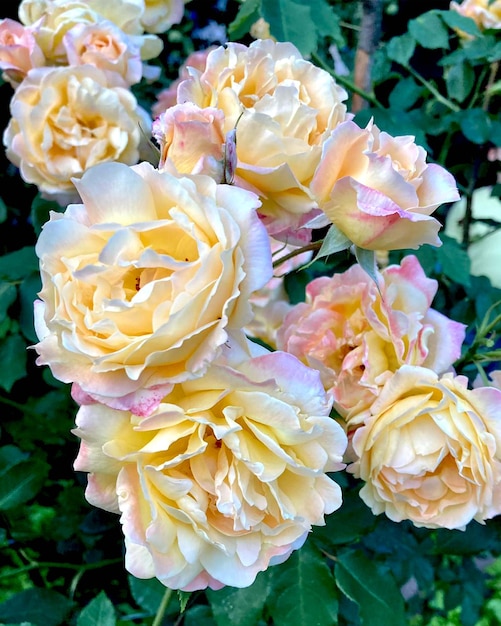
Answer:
[152,103,226,180]
[3,64,151,201]
[348,365,501,529]
[33,160,272,414]
[140,0,186,34]
[73,350,347,590]
[177,39,348,243]
[450,0,501,31]
[277,255,466,420]
[310,119,459,251]
[151,47,215,118]
[0,18,45,87]
[63,20,143,87]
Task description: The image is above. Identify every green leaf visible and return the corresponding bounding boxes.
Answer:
[0,247,38,281]
[0,196,7,224]
[268,542,338,626]
[30,195,63,236]
[316,225,352,262]
[207,568,272,626]
[128,576,167,614]
[388,77,423,110]
[409,12,450,49]
[228,0,262,39]
[262,0,317,56]
[354,248,380,291]
[437,235,471,286]
[0,457,49,510]
[177,591,191,613]
[76,592,116,626]
[445,61,475,102]
[0,445,29,468]
[0,589,72,626]
[386,33,415,65]
[440,9,482,37]
[0,333,28,392]
[0,283,17,323]
[310,0,343,45]
[335,551,406,626]
[459,108,492,144]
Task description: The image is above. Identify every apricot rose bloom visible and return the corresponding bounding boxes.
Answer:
[3,65,150,200]
[349,366,501,529]
[33,161,272,415]
[73,349,347,590]
[310,120,459,250]
[0,18,44,87]
[140,0,186,34]
[176,39,348,243]
[450,0,501,31]
[276,255,465,420]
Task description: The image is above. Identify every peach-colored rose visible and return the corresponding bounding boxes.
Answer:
[19,0,163,65]
[3,65,151,200]
[140,0,185,34]
[310,119,459,251]
[152,103,226,180]
[151,47,215,118]
[349,365,501,529]
[277,255,466,420]
[0,18,45,87]
[73,349,347,590]
[450,0,501,31]
[33,160,272,415]
[176,39,348,243]
[63,20,143,87]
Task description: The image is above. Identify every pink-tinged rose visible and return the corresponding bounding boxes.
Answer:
[73,350,347,590]
[0,18,45,87]
[348,366,501,529]
[277,255,466,421]
[33,161,272,414]
[176,39,348,243]
[310,120,459,250]
[140,0,186,34]
[151,47,215,118]
[246,239,313,348]
[3,65,151,201]
[152,103,226,180]
[63,20,143,87]
[450,0,501,31]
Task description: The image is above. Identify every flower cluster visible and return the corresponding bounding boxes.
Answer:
[15,22,501,592]
[0,0,186,202]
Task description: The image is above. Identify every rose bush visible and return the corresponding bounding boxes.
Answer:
[73,349,347,590]
[33,160,272,414]
[310,119,459,250]
[349,365,501,529]
[173,38,349,243]
[277,255,466,420]
[3,64,151,201]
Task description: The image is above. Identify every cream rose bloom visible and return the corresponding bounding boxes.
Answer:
[349,366,501,530]
[19,0,163,65]
[450,0,501,31]
[62,20,143,87]
[310,119,459,251]
[139,0,185,34]
[0,18,45,87]
[73,349,347,590]
[175,39,348,243]
[277,255,466,421]
[3,65,150,200]
[34,160,272,415]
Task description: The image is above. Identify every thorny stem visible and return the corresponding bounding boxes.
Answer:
[152,588,173,626]
[272,241,322,269]
[483,60,500,111]
[310,52,384,110]
[405,64,460,112]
